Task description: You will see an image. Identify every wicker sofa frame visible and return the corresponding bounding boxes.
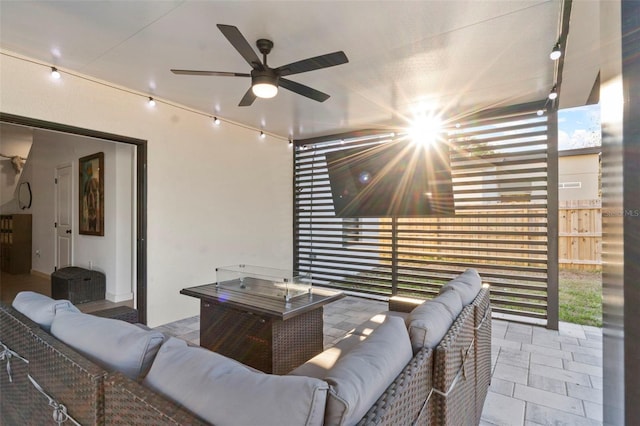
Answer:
[0,288,490,426]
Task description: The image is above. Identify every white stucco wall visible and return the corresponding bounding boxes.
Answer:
[0,52,294,327]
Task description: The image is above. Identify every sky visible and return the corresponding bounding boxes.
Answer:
[557,104,601,151]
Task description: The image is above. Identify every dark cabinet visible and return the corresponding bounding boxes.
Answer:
[0,214,32,274]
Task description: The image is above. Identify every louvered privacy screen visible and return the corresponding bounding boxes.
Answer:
[294,103,558,326]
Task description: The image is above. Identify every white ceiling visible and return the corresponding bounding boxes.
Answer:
[0,0,598,140]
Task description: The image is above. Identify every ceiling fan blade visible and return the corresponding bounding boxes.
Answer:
[276,51,348,77]
[238,87,257,107]
[171,69,250,77]
[216,24,262,69]
[279,78,330,102]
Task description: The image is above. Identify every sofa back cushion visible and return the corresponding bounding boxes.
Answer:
[50,310,165,380]
[143,337,328,426]
[439,268,482,305]
[320,315,412,426]
[12,291,79,332]
[407,300,457,352]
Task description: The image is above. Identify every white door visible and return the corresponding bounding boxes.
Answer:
[55,164,73,269]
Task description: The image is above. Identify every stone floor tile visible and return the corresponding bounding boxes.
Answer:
[491,349,500,369]
[504,331,533,344]
[578,338,603,349]
[585,332,602,341]
[558,323,587,340]
[492,322,508,337]
[521,343,572,360]
[530,352,564,369]
[583,401,603,422]
[554,335,581,346]
[154,322,194,336]
[560,343,602,357]
[177,329,200,344]
[582,325,602,335]
[493,337,523,351]
[572,352,603,367]
[530,336,561,350]
[323,313,350,325]
[323,326,349,339]
[497,348,531,369]
[334,320,363,331]
[532,327,559,338]
[525,402,602,426]
[566,383,602,404]
[529,363,591,386]
[493,362,529,385]
[589,375,603,390]
[564,360,603,377]
[527,373,567,395]
[488,377,515,397]
[481,391,526,426]
[514,384,583,416]
[507,322,534,335]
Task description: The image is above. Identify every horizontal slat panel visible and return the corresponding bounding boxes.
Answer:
[294,107,550,323]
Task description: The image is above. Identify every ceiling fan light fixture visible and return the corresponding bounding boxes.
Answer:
[251,71,279,98]
[252,82,278,98]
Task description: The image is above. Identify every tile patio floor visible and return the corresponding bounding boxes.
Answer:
[155,296,603,426]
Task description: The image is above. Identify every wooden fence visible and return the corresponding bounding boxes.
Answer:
[559,199,602,270]
[378,199,601,272]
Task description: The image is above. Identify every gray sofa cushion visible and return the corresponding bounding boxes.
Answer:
[289,312,410,380]
[439,268,482,305]
[408,300,456,352]
[350,311,410,336]
[432,288,463,318]
[144,337,328,426]
[320,315,412,426]
[289,332,367,379]
[50,310,165,380]
[12,291,79,332]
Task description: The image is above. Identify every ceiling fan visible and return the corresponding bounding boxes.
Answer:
[171,24,349,107]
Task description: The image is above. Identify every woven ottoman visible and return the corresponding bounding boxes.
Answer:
[51,267,106,304]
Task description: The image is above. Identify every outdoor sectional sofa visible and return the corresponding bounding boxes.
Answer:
[0,268,490,426]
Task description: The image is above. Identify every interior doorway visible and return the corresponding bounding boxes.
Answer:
[55,163,73,270]
[0,113,148,323]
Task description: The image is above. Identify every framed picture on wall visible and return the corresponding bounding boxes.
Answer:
[79,152,104,236]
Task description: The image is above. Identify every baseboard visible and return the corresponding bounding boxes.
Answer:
[106,291,134,303]
[30,269,50,280]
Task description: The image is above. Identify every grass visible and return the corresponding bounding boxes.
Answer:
[559,269,602,327]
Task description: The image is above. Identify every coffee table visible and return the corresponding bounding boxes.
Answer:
[180,283,343,374]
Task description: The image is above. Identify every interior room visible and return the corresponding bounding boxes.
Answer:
[1,1,638,425]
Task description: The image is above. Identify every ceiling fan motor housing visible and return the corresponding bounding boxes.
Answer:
[251,68,280,87]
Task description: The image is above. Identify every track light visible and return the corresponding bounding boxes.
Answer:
[213,117,221,125]
[548,86,558,100]
[288,139,293,145]
[537,109,545,116]
[50,67,61,79]
[260,131,266,139]
[549,43,562,61]
[147,97,156,107]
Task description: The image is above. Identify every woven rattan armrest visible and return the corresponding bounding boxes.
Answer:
[357,347,434,425]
